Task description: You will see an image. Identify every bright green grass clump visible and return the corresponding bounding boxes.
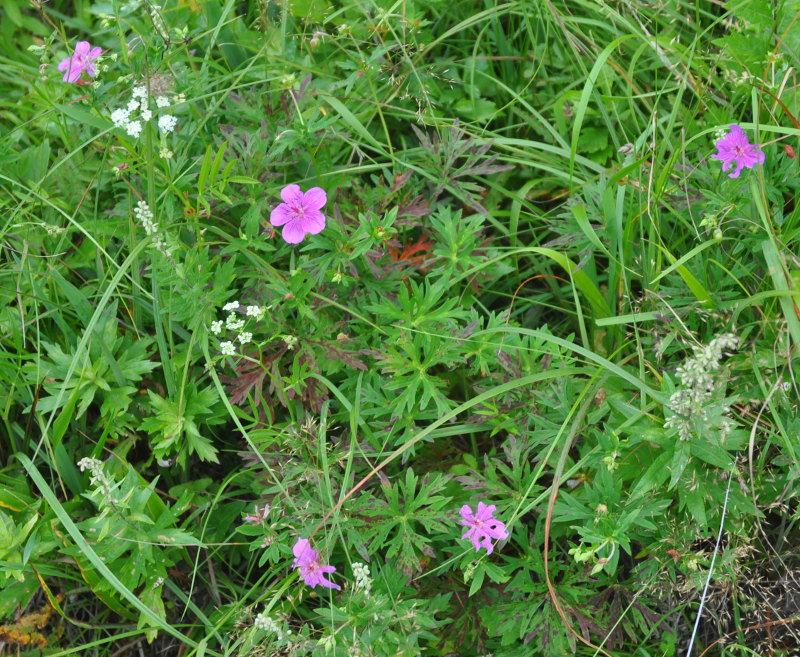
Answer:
[1,0,800,655]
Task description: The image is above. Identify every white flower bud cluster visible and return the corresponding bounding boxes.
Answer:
[77,457,115,503]
[39,222,66,236]
[133,200,172,258]
[253,610,291,641]
[665,333,739,441]
[145,3,168,38]
[352,562,372,595]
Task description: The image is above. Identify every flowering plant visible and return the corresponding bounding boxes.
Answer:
[57,40,102,83]
[292,538,340,589]
[711,124,765,178]
[270,184,328,244]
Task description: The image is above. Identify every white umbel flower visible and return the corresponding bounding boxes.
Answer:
[111,108,130,128]
[158,114,178,134]
[226,315,244,331]
[126,120,143,138]
[245,305,264,318]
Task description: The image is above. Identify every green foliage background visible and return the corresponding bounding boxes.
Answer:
[2,0,800,655]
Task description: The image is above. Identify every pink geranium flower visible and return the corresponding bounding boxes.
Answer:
[269,184,327,244]
[292,538,340,590]
[57,41,103,84]
[711,124,765,178]
[460,502,509,555]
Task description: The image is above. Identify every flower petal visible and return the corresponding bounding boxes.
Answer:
[302,187,327,211]
[280,184,303,205]
[486,520,509,540]
[75,41,91,55]
[317,574,341,590]
[89,46,102,59]
[459,505,474,523]
[282,220,307,244]
[270,204,292,226]
[57,57,72,72]
[300,210,325,235]
[293,538,312,559]
[476,502,496,521]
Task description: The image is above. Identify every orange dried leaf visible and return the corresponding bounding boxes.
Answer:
[389,235,433,266]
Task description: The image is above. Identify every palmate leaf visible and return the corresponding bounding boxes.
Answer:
[140,385,224,465]
[368,277,469,330]
[361,469,452,575]
[380,333,454,418]
[411,121,512,215]
[26,304,157,420]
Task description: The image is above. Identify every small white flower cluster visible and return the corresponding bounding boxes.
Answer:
[212,300,267,358]
[253,610,291,641]
[665,333,740,441]
[39,222,66,237]
[109,84,179,155]
[158,114,178,134]
[77,457,115,503]
[352,562,372,595]
[133,200,172,257]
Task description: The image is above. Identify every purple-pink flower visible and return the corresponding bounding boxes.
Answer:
[292,538,340,590]
[57,41,102,84]
[269,184,327,244]
[460,502,509,555]
[711,124,765,178]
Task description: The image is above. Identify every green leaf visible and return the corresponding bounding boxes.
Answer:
[55,103,110,131]
[197,144,214,196]
[668,441,691,490]
[287,0,331,23]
